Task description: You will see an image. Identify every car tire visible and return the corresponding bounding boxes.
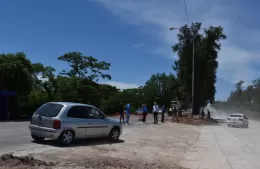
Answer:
[108,127,120,142]
[58,130,74,146]
[31,134,45,142]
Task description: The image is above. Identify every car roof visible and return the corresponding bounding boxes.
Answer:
[48,102,93,107]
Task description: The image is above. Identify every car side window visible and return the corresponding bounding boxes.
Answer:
[87,108,105,119]
[67,106,89,119]
[244,115,248,119]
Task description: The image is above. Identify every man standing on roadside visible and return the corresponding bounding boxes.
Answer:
[142,103,148,123]
[119,102,125,124]
[125,102,131,125]
[172,107,179,123]
[161,105,166,123]
[153,102,159,124]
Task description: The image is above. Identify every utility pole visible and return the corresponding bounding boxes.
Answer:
[192,34,195,115]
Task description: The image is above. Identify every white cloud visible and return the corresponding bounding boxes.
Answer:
[95,0,260,85]
[133,43,144,48]
[104,81,139,89]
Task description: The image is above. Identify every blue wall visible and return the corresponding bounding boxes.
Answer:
[0,91,16,121]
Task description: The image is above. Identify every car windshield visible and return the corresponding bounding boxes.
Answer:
[34,103,64,117]
[230,114,242,118]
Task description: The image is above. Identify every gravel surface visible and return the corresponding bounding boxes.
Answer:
[0,121,199,169]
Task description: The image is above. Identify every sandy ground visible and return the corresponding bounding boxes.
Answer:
[0,122,200,169]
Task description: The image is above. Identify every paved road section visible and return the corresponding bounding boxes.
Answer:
[0,114,156,155]
[181,120,260,169]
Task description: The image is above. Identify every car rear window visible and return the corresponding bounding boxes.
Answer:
[230,115,242,118]
[35,103,64,117]
[137,108,143,111]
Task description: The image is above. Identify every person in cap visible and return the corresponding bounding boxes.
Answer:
[153,102,159,124]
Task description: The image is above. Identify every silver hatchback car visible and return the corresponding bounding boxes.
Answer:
[29,102,123,145]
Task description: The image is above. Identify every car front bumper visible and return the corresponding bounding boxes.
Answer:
[227,121,244,126]
[29,124,62,139]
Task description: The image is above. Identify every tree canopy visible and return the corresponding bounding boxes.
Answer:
[214,79,260,112]
[172,22,226,114]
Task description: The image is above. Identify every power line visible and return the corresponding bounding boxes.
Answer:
[183,0,190,26]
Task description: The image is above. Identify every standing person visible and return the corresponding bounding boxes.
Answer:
[142,103,148,123]
[161,105,166,123]
[153,102,159,124]
[125,102,131,125]
[201,109,205,119]
[207,110,211,120]
[119,102,125,123]
[172,107,179,123]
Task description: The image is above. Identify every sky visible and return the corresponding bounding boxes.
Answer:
[1,0,260,101]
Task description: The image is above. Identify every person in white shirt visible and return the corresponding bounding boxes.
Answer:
[153,102,159,124]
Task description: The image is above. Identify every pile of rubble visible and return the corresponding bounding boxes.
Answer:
[0,154,54,169]
[0,154,188,169]
[172,115,217,125]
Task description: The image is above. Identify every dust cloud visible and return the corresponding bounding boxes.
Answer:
[204,103,260,121]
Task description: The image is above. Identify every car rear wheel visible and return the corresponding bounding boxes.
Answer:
[108,127,120,142]
[31,134,45,142]
[59,130,74,146]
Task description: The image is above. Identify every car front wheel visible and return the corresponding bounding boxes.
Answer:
[108,127,120,142]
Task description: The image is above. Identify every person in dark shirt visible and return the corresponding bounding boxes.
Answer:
[142,103,148,123]
[161,105,166,122]
[201,109,205,119]
[207,110,211,120]
[119,102,125,123]
[172,107,179,123]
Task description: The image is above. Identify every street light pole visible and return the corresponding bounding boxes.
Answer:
[192,35,195,115]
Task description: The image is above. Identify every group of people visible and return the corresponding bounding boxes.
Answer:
[118,102,168,125]
[119,102,131,125]
[200,109,211,120]
[118,101,212,125]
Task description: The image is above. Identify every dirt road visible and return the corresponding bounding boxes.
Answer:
[0,120,199,169]
[2,115,260,168]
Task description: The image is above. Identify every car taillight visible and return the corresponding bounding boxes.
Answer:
[53,120,61,129]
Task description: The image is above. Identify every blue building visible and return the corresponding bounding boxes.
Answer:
[0,91,18,121]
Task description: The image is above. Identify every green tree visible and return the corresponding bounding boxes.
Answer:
[58,52,111,81]
[172,22,226,114]
[0,52,34,94]
[143,73,179,108]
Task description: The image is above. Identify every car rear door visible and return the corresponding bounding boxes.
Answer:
[86,107,109,137]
